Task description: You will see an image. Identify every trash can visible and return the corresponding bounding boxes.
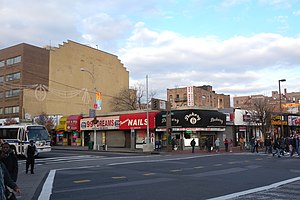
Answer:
[88,141,94,150]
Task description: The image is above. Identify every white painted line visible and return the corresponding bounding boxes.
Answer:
[207,176,300,200]
[38,170,56,200]
[108,154,216,166]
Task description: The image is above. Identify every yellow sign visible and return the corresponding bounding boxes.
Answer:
[282,103,300,107]
[96,92,102,100]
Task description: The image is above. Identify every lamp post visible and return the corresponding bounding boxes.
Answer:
[278,79,286,137]
[81,67,97,150]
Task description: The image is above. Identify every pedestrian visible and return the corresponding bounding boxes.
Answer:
[273,137,281,158]
[0,143,18,182]
[253,138,259,153]
[224,138,229,152]
[215,138,220,152]
[190,139,196,153]
[264,136,272,154]
[250,137,255,153]
[239,137,245,151]
[25,140,38,174]
[0,161,20,200]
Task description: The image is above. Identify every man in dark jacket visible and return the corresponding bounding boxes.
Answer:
[0,143,18,182]
[0,162,20,200]
[25,140,38,174]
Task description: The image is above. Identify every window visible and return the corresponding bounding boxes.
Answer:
[0,76,3,83]
[4,106,19,114]
[5,107,12,114]
[0,128,18,139]
[0,92,3,99]
[6,56,21,66]
[0,108,3,115]
[0,60,5,67]
[5,89,20,98]
[5,72,21,81]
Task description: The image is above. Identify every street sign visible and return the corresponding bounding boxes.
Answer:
[89,109,96,118]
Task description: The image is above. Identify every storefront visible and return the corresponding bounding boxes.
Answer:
[156,109,226,150]
[271,114,288,137]
[54,116,67,145]
[119,112,158,149]
[288,115,300,135]
[80,115,122,147]
[66,115,83,146]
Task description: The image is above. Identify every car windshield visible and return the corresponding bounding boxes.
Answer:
[27,126,50,141]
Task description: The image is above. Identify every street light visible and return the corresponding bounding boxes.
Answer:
[81,67,97,150]
[278,79,286,137]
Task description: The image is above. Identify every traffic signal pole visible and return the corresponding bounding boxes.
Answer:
[166,101,172,152]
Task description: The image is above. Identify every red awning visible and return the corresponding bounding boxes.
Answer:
[66,115,83,131]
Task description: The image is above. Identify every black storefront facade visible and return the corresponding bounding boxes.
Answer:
[156,109,226,150]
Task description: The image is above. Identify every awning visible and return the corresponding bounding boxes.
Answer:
[66,115,83,131]
[55,116,67,131]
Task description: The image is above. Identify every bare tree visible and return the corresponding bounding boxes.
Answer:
[246,98,275,139]
[34,112,55,132]
[110,88,138,111]
[110,83,157,112]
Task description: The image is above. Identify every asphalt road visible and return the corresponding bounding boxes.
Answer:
[16,151,300,200]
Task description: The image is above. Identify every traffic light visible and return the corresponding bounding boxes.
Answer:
[92,117,99,124]
[151,98,159,110]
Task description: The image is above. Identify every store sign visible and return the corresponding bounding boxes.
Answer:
[187,86,194,107]
[80,116,119,131]
[288,116,300,126]
[119,112,158,130]
[66,115,82,131]
[156,109,226,128]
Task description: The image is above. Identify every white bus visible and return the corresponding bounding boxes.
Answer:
[0,124,51,156]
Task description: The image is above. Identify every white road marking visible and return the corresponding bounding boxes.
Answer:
[38,170,56,200]
[207,176,300,200]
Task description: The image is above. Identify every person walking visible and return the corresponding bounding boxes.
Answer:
[264,136,272,154]
[25,140,38,174]
[0,143,18,182]
[224,138,229,152]
[215,138,220,152]
[190,139,196,153]
[239,137,245,151]
[0,161,20,200]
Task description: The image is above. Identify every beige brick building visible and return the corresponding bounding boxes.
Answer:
[167,85,230,109]
[0,41,129,123]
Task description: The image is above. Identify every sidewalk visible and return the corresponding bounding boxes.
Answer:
[51,145,247,155]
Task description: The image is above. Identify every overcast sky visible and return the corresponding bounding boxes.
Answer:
[1,0,300,100]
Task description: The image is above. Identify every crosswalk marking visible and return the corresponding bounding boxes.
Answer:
[18,155,105,165]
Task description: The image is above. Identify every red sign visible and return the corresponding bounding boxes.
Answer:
[119,112,158,130]
[66,115,83,131]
